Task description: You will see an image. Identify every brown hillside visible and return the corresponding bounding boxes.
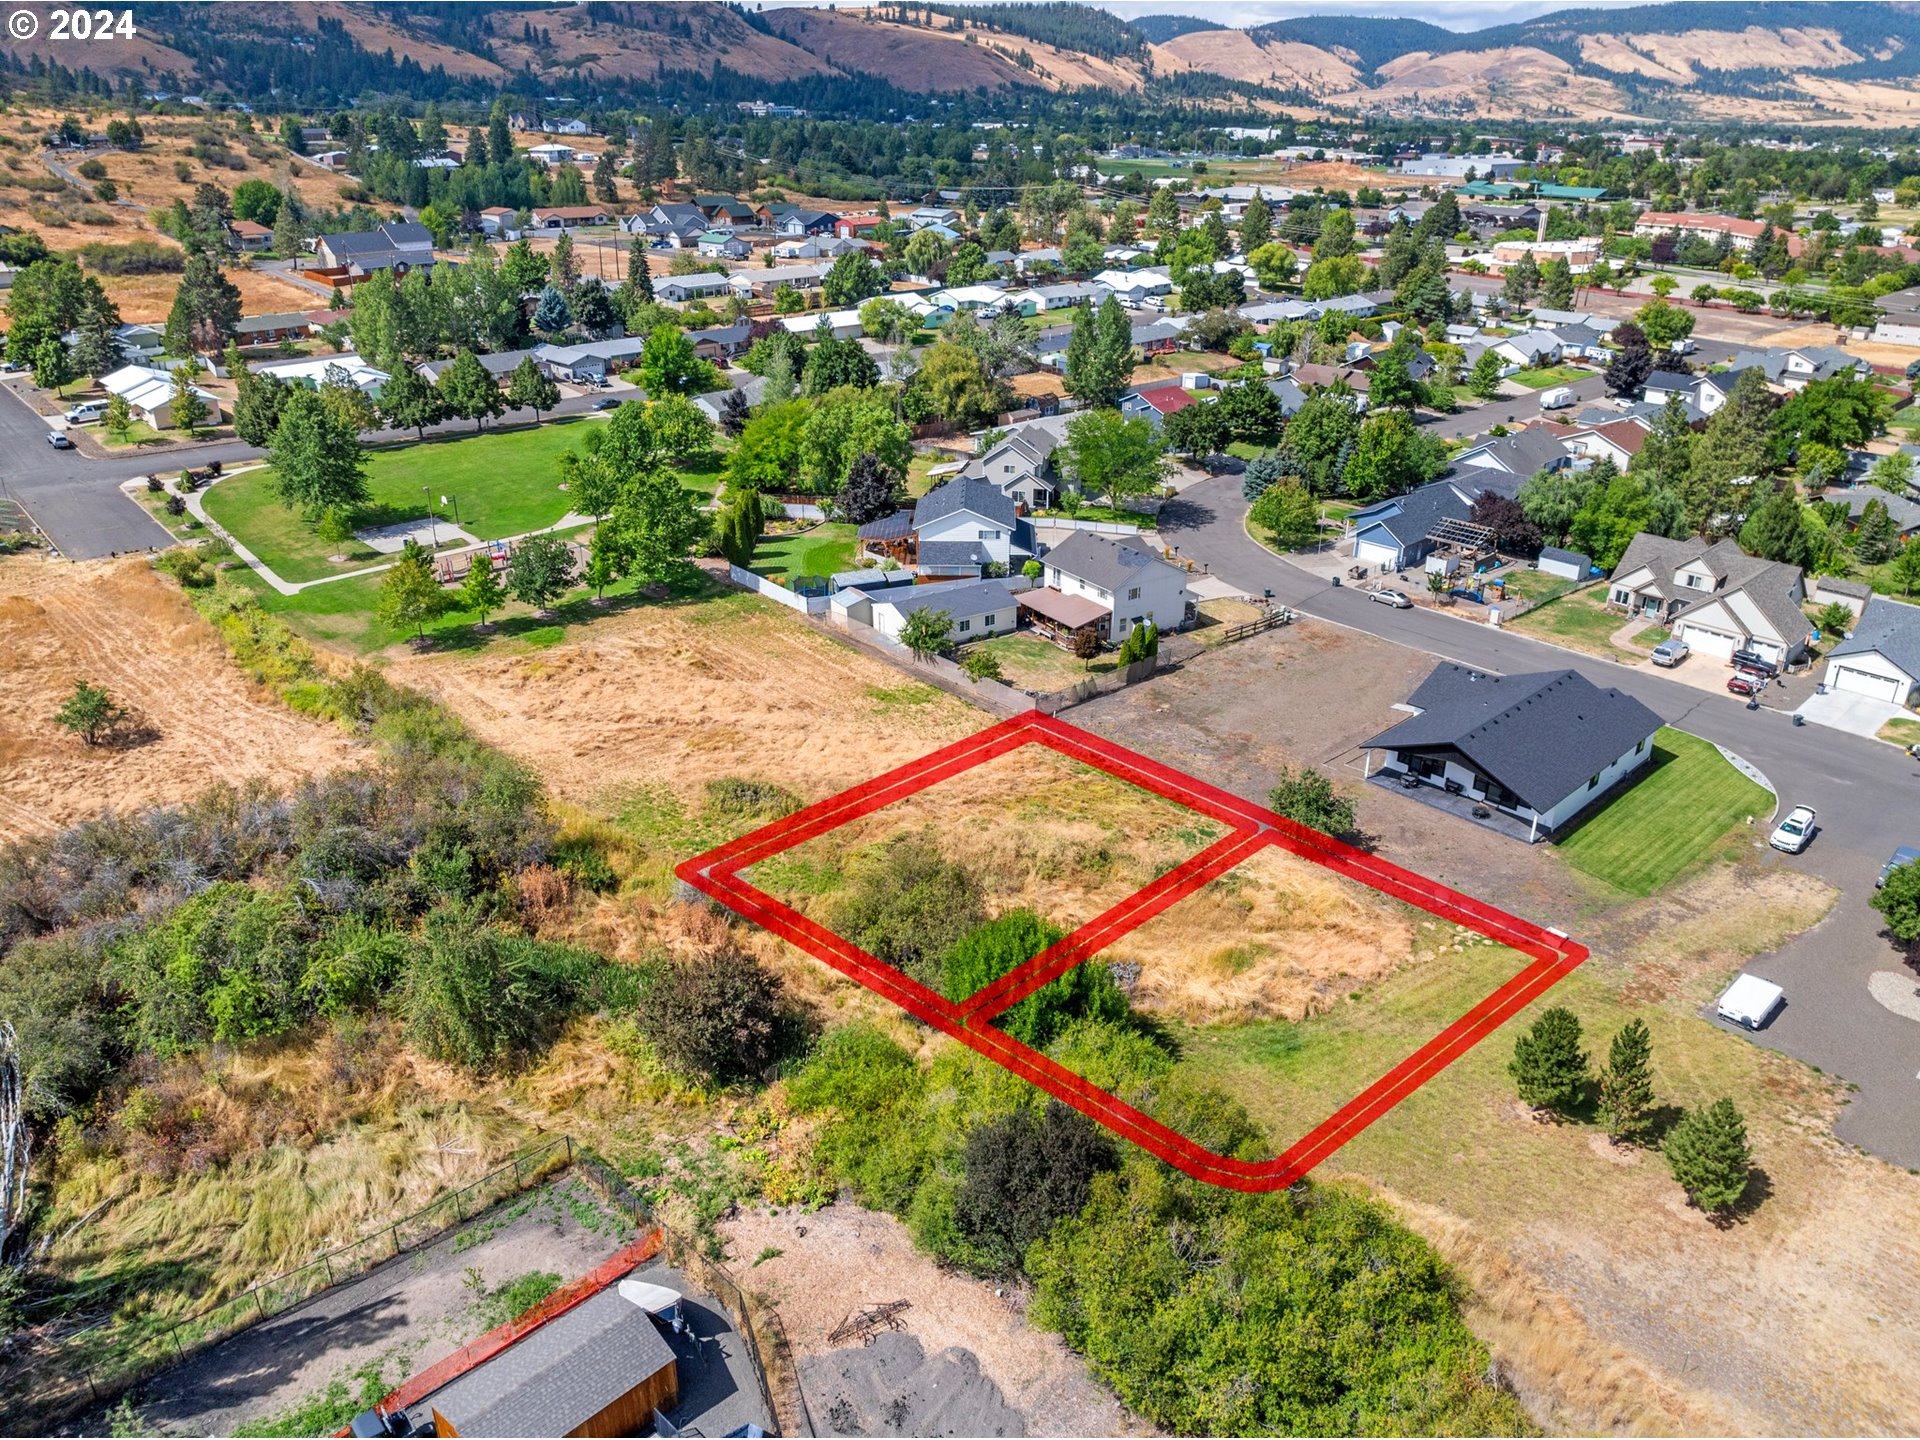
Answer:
[492,1,839,84]
[762,6,1148,93]
[1337,46,1632,119]
[1154,29,1359,94]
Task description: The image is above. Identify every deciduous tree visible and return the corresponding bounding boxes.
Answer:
[1267,764,1354,836]
[268,387,369,524]
[375,538,452,641]
[505,533,576,613]
[505,355,561,420]
[53,679,127,747]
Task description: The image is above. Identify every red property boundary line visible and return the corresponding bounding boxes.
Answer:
[676,711,1588,1193]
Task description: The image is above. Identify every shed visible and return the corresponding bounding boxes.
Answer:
[1537,547,1591,582]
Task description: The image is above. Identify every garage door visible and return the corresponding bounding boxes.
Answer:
[1831,664,1904,703]
[1677,622,1737,660]
[1354,540,1400,572]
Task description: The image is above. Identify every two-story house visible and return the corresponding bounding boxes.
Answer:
[314,222,436,278]
[901,477,1036,578]
[1606,534,1811,667]
[1033,531,1191,644]
[957,415,1070,511]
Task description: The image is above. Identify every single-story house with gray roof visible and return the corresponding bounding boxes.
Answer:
[1367,664,1662,841]
[1824,595,1920,706]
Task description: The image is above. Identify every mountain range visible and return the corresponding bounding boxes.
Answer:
[15,1,1920,126]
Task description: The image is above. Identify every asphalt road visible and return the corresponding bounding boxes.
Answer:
[1162,473,1920,1169]
[0,382,612,561]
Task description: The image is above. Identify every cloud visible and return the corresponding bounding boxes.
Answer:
[1094,1,1639,31]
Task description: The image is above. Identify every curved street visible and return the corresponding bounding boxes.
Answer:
[1159,472,1920,1169]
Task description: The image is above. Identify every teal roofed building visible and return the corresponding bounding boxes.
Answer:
[1537,183,1610,201]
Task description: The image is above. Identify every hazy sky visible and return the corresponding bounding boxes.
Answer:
[759,0,1651,33]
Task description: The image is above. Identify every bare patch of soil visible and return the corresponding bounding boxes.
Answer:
[0,557,358,840]
[721,1203,1149,1438]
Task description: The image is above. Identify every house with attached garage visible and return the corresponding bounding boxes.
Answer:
[891,476,1036,578]
[1346,480,1487,574]
[1035,531,1192,644]
[1366,664,1663,842]
[313,221,436,278]
[1605,534,1811,667]
[1452,425,1575,483]
[1562,419,1648,470]
[656,272,733,305]
[1822,595,1920,707]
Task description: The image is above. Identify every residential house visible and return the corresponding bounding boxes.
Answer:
[1562,419,1648,469]
[232,312,316,347]
[1835,488,1920,539]
[64,320,166,362]
[1347,479,1485,573]
[476,207,518,239]
[902,477,1036,577]
[1131,320,1183,357]
[834,215,889,240]
[313,221,436,277]
[1547,324,1612,362]
[1119,380,1201,426]
[1605,533,1811,667]
[906,206,961,231]
[414,348,541,385]
[1013,282,1108,314]
[1642,370,1698,407]
[1092,267,1174,305]
[1452,425,1576,485]
[957,415,1070,510]
[1871,286,1920,347]
[692,372,766,426]
[527,204,614,229]
[774,209,839,238]
[536,337,650,383]
[696,231,750,261]
[1824,595,1920,706]
[1265,375,1307,417]
[776,309,863,340]
[226,219,272,252]
[1038,531,1191,643]
[729,265,827,300]
[253,353,390,398]
[858,577,1020,644]
[1486,330,1563,371]
[99,363,224,430]
[656,272,734,305]
[687,321,752,362]
[1723,345,1873,392]
[1013,248,1064,275]
[627,203,708,246]
[770,234,862,260]
[692,194,757,226]
[929,284,1013,316]
[1366,664,1662,841]
[525,142,582,165]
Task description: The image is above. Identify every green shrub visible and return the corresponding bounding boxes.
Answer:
[940,909,1128,1049]
[702,776,803,822]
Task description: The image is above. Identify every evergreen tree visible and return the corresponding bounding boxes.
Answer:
[1687,367,1775,536]
[627,236,654,302]
[532,283,572,336]
[487,99,513,174]
[233,371,291,447]
[1664,1098,1753,1218]
[71,296,123,378]
[550,232,580,291]
[717,386,749,437]
[1597,1018,1655,1144]
[1604,322,1654,398]
[1394,253,1451,326]
[1854,499,1900,565]
[1502,251,1541,307]
[168,360,210,435]
[1412,190,1459,246]
[1376,222,1421,289]
[1630,393,1696,498]
[437,348,506,431]
[1739,486,1812,567]
[1238,189,1272,253]
[1509,1006,1588,1117]
[506,355,560,420]
[375,538,452,642]
[1540,256,1575,311]
[271,184,303,259]
[163,251,243,355]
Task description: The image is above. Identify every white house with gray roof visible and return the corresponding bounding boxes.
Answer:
[1040,531,1191,642]
[861,577,1020,645]
[908,477,1036,577]
[1823,595,1920,706]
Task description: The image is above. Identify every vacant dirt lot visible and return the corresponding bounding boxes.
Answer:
[724,1203,1147,1438]
[0,556,357,840]
[387,591,987,816]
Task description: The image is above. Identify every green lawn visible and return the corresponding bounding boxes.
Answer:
[1505,365,1588,391]
[1035,504,1153,527]
[907,452,958,498]
[748,523,860,584]
[1494,567,1573,607]
[201,420,607,584]
[1556,728,1772,896]
[960,634,1116,691]
[1507,585,1639,660]
[101,420,169,448]
[1878,716,1920,747]
[1891,405,1920,436]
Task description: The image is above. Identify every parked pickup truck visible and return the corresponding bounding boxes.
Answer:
[1877,845,1920,889]
[1731,648,1779,678]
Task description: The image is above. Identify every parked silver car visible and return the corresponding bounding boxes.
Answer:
[1650,638,1690,667]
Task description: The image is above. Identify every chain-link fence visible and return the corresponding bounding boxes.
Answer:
[0,1135,575,1431]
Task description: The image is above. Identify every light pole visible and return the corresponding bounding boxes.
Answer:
[421,486,439,547]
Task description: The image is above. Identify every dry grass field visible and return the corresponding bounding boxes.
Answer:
[0,556,358,841]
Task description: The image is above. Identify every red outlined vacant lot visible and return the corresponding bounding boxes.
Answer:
[676,710,1587,1192]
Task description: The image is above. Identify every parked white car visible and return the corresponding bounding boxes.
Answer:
[1769,805,1817,854]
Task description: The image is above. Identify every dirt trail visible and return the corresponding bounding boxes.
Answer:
[0,556,358,839]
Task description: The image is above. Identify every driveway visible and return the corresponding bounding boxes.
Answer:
[1158,471,1920,1169]
[1794,685,1911,739]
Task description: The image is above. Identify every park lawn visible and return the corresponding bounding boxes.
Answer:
[232,549,717,657]
[1507,585,1639,660]
[1878,716,1920,747]
[1555,728,1772,897]
[201,419,606,584]
[959,633,1117,691]
[1505,364,1588,390]
[748,523,860,584]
